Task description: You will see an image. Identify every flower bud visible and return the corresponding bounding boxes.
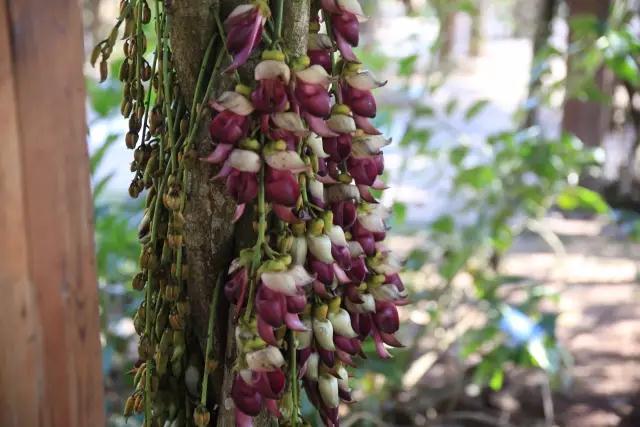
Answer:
[246,346,285,372]
[291,236,307,265]
[313,318,335,351]
[328,308,358,338]
[193,405,211,427]
[307,234,333,263]
[305,352,320,381]
[318,374,340,409]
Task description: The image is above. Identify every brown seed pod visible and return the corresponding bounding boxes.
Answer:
[123,395,135,417]
[129,179,143,198]
[133,313,144,334]
[142,61,152,81]
[159,329,173,352]
[138,334,154,360]
[90,44,102,67]
[123,38,132,58]
[129,114,141,133]
[142,2,152,24]
[205,357,218,374]
[134,394,144,413]
[125,131,138,149]
[168,311,184,330]
[155,350,168,375]
[99,60,108,83]
[121,99,132,118]
[166,233,183,249]
[164,284,180,302]
[176,300,190,317]
[155,305,169,336]
[123,81,132,99]
[132,271,146,291]
[193,405,210,427]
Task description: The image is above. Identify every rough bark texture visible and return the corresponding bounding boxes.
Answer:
[168,0,310,424]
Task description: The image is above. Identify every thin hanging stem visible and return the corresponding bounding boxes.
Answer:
[275,0,284,41]
[243,164,267,322]
[200,275,223,406]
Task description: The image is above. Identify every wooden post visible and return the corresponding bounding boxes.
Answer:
[0,0,105,426]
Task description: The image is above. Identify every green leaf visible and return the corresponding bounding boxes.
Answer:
[405,249,428,271]
[392,202,407,225]
[556,186,609,214]
[431,215,454,234]
[489,368,504,391]
[93,173,114,201]
[449,145,469,166]
[444,98,458,115]
[414,105,435,117]
[464,99,489,120]
[86,78,122,117]
[90,134,118,175]
[606,55,640,86]
[455,165,495,189]
[398,54,418,77]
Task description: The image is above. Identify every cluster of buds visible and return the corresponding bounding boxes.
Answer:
[206,1,407,426]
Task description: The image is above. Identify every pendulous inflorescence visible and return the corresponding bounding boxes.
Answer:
[95,0,405,426]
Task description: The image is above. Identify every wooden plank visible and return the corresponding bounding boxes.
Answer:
[0,0,105,425]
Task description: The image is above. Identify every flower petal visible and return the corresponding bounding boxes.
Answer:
[229,149,262,172]
[255,59,291,83]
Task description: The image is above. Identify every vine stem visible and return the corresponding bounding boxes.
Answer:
[213,11,242,82]
[243,164,266,322]
[161,14,177,172]
[200,275,223,406]
[289,331,298,427]
[275,0,284,41]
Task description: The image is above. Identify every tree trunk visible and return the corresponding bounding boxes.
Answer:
[523,0,558,128]
[0,0,104,425]
[562,0,613,147]
[167,1,310,424]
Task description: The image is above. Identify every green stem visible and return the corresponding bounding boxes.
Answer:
[139,50,158,146]
[182,45,225,153]
[275,0,284,41]
[189,34,217,125]
[161,16,177,171]
[289,331,298,427]
[243,165,266,322]
[200,275,223,406]
[214,11,242,82]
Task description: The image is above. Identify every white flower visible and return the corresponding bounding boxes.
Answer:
[307,234,334,263]
[245,346,285,371]
[328,308,358,338]
[313,318,335,350]
[319,374,340,408]
[255,59,291,83]
[228,149,261,172]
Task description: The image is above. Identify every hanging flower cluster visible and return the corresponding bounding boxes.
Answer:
[204,1,407,425]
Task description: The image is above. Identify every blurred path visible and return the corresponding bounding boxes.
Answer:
[502,216,640,427]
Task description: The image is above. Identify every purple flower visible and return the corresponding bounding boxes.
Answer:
[224,4,268,72]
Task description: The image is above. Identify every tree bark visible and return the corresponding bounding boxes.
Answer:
[562,0,613,147]
[167,1,310,424]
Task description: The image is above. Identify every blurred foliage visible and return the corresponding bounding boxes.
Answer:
[84,0,635,425]
[344,0,618,423]
[88,63,142,425]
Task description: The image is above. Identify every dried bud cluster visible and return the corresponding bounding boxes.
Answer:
[209,2,406,426]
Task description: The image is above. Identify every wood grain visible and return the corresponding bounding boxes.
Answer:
[0,0,105,425]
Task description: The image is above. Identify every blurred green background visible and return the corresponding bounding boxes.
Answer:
[85,1,640,426]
